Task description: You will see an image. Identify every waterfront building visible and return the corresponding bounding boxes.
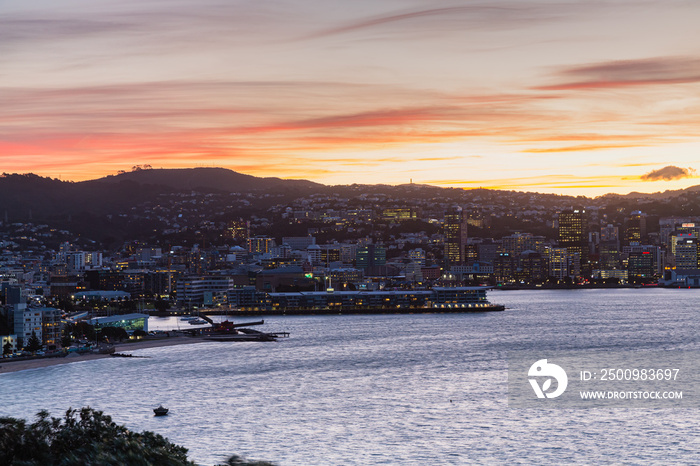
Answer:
[673,237,699,269]
[494,253,517,283]
[72,290,130,300]
[623,244,664,278]
[12,304,41,347]
[519,251,547,283]
[37,307,62,349]
[228,286,269,309]
[548,247,579,281]
[235,287,496,312]
[9,305,61,349]
[176,275,235,306]
[664,268,700,287]
[87,313,149,334]
[592,269,628,283]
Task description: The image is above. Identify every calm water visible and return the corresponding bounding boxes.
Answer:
[2,289,699,465]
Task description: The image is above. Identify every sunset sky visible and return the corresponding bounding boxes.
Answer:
[2,0,700,195]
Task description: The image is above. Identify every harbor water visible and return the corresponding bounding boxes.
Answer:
[1,289,699,465]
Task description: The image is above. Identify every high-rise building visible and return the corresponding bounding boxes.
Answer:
[673,237,699,269]
[382,208,417,221]
[408,248,426,266]
[623,211,647,246]
[599,224,621,270]
[600,224,619,243]
[248,237,276,254]
[501,232,540,257]
[11,304,41,348]
[558,209,588,276]
[356,244,386,269]
[444,206,468,267]
[282,236,316,251]
[548,247,570,281]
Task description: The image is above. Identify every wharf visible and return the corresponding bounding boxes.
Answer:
[219,304,506,317]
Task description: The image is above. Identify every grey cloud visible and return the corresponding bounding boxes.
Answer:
[300,2,594,40]
[536,56,700,90]
[565,56,700,80]
[640,165,696,181]
[0,18,131,44]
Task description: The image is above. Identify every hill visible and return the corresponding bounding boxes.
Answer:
[88,167,322,192]
[599,184,700,200]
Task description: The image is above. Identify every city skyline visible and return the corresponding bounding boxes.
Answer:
[3,0,700,195]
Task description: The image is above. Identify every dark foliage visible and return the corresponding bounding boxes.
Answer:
[24,331,42,353]
[98,326,129,342]
[0,408,276,466]
[0,408,194,466]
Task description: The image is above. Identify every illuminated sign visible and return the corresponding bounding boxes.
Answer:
[682,223,696,228]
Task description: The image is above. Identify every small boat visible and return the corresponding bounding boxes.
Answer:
[153,406,169,416]
[180,316,198,321]
[188,319,208,325]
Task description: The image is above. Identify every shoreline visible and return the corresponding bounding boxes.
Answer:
[0,336,208,375]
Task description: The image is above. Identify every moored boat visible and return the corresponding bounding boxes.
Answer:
[153,406,168,416]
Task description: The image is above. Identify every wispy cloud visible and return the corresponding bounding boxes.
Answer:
[535,56,700,91]
[300,2,604,41]
[640,165,696,181]
[303,5,532,39]
[423,174,638,191]
[523,144,647,153]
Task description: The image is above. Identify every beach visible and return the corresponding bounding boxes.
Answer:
[0,336,208,375]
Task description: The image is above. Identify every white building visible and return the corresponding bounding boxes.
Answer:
[12,304,42,347]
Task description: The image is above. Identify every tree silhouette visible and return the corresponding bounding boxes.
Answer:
[25,331,42,353]
[0,408,275,466]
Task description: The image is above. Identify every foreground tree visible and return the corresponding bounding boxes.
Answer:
[99,325,129,342]
[24,331,42,353]
[0,408,274,466]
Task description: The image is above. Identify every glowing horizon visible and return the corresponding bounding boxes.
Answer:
[2,0,700,197]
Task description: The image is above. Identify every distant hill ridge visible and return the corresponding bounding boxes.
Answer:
[89,167,322,192]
